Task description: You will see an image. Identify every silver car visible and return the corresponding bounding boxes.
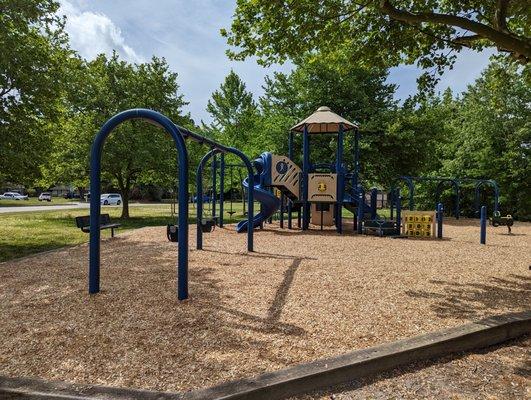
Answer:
[0,192,29,200]
[100,193,122,205]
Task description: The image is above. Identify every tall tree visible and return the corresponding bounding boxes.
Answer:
[439,61,530,217]
[223,1,530,89]
[205,70,259,153]
[0,0,69,185]
[46,53,193,218]
[259,57,398,182]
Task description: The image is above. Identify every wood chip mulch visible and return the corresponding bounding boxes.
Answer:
[0,218,529,392]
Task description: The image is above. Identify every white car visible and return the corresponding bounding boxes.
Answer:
[38,192,52,202]
[100,193,122,205]
[0,192,29,200]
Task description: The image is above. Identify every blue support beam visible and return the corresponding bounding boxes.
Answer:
[437,202,444,239]
[219,154,225,228]
[89,109,189,299]
[335,124,344,233]
[370,187,378,220]
[480,205,487,244]
[302,124,310,230]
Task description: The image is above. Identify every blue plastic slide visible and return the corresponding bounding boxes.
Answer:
[236,153,280,232]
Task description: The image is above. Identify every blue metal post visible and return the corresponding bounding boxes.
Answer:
[287,131,293,229]
[197,150,220,250]
[396,188,402,235]
[279,192,284,228]
[480,205,487,244]
[227,147,254,252]
[437,202,443,239]
[370,187,378,220]
[357,188,364,234]
[302,124,310,230]
[219,154,225,228]
[211,153,217,222]
[390,188,394,220]
[353,128,360,187]
[336,123,344,233]
[89,109,189,300]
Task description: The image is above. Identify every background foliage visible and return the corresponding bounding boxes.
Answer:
[1,1,529,219]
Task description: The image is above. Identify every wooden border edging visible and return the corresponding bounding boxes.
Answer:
[1,311,529,400]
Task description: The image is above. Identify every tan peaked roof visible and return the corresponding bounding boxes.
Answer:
[291,106,358,133]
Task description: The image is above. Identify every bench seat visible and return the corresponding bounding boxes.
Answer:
[75,214,121,237]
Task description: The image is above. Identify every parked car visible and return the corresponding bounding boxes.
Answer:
[38,192,52,202]
[0,192,29,200]
[63,192,81,199]
[100,193,122,205]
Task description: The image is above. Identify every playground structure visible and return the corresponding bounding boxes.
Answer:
[88,107,505,300]
[195,106,387,236]
[392,176,500,218]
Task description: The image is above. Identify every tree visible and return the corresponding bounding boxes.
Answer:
[439,61,530,217]
[0,0,69,185]
[46,53,193,218]
[223,1,530,88]
[205,70,259,153]
[258,57,398,182]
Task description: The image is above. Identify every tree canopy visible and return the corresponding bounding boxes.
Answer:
[45,53,193,218]
[223,1,530,88]
[0,0,70,184]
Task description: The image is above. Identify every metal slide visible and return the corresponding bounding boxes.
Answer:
[236,154,280,233]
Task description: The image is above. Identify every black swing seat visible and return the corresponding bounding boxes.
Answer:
[201,217,218,233]
[167,224,178,242]
[490,213,514,233]
[75,214,120,237]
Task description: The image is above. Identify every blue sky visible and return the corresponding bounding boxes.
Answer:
[59,0,495,124]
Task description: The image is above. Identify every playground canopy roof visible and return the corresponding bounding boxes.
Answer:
[291,106,358,134]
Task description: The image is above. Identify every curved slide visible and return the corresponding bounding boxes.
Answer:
[236,154,280,233]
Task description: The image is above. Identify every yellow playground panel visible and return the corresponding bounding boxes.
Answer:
[402,211,437,238]
[307,173,337,202]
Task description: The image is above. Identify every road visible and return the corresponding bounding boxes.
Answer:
[0,202,168,214]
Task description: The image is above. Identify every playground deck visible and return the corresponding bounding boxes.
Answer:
[0,219,529,393]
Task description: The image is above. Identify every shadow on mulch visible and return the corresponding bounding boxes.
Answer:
[404,274,531,320]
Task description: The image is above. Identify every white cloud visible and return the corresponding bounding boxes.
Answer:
[58,0,143,63]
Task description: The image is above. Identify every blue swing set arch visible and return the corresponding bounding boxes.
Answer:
[88,108,255,300]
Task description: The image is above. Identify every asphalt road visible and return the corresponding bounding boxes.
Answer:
[0,202,168,214]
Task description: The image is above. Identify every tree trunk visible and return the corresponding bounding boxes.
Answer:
[77,187,85,202]
[121,189,130,219]
[116,175,130,219]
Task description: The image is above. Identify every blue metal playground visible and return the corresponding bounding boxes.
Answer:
[88,106,501,300]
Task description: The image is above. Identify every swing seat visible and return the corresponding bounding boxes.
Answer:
[201,217,217,233]
[167,224,179,242]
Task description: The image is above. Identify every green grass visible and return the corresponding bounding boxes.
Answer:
[0,202,392,262]
[0,197,77,207]
[0,203,252,262]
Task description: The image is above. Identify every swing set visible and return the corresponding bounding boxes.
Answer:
[88,108,256,300]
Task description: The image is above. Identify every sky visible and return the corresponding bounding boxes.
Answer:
[58,0,495,124]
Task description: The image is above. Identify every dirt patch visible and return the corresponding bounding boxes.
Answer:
[0,219,529,392]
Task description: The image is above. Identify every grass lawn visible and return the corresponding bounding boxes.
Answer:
[0,201,393,262]
[0,203,252,262]
[0,197,78,207]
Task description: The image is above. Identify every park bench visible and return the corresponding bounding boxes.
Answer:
[490,212,514,234]
[75,214,121,237]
